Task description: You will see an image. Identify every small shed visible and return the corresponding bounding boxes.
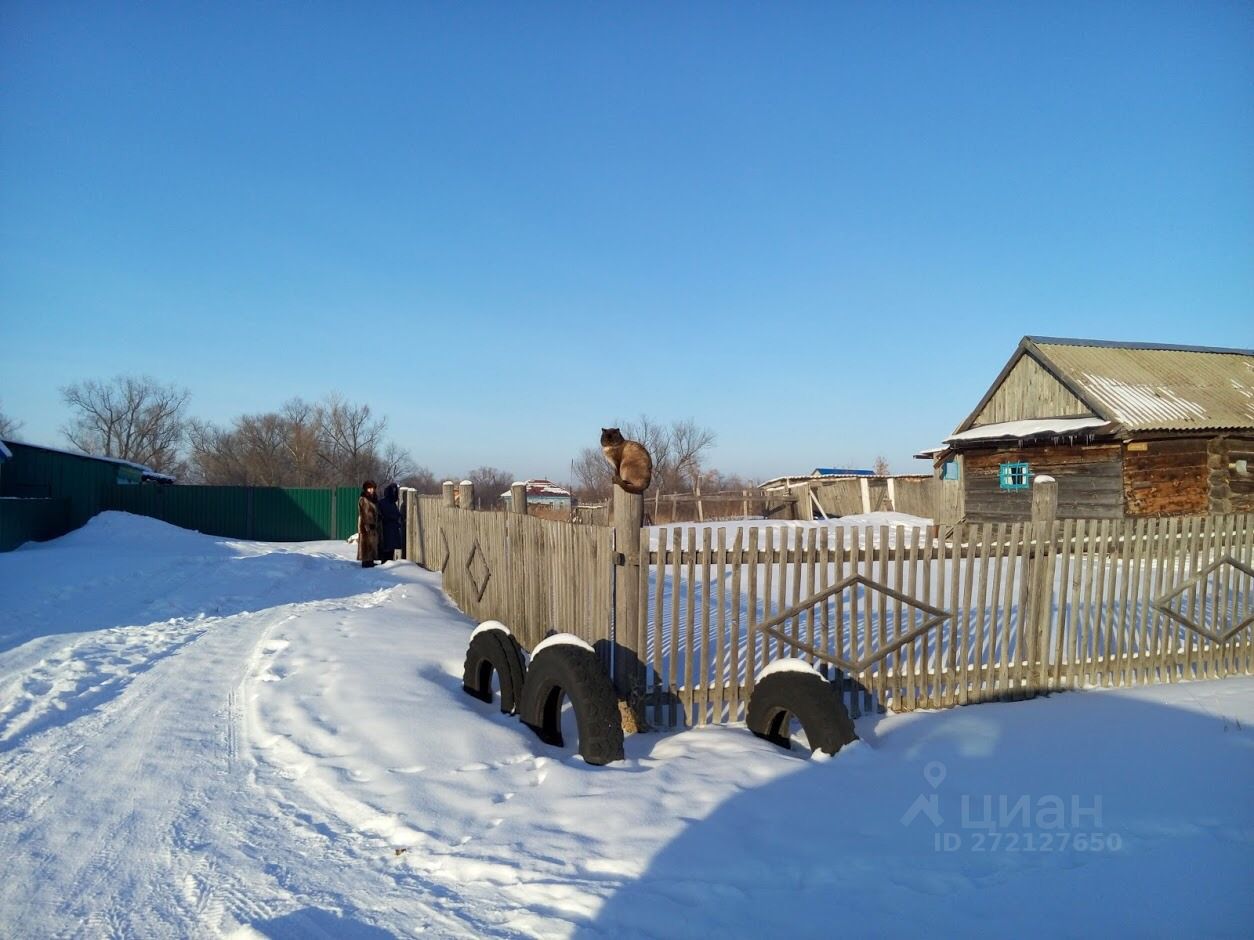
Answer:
[930,336,1254,524]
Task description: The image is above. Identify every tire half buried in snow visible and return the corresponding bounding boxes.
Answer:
[462,627,527,715]
[519,642,624,766]
[746,670,858,756]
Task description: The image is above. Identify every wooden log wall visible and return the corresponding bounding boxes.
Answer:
[1209,436,1254,513]
[963,443,1124,522]
[1123,438,1210,516]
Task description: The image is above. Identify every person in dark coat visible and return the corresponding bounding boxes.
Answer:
[357,480,379,567]
[377,482,404,562]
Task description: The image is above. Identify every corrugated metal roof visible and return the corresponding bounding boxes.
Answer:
[1029,339,1254,432]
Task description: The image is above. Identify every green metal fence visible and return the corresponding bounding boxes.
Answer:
[0,436,375,550]
[0,498,72,552]
[102,485,367,542]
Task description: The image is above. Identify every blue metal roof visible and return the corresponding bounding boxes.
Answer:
[813,467,874,477]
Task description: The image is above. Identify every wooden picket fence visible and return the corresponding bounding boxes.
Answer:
[637,514,1254,727]
[404,487,1254,730]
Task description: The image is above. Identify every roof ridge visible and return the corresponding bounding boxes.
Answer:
[1026,336,1254,356]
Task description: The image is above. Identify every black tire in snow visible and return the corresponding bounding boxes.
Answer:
[518,643,624,766]
[746,670,858,756]
[462,628,528,715]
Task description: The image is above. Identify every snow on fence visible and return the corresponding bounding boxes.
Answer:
[404,486,1254,730]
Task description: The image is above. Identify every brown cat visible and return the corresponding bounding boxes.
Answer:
[601,428,653,494]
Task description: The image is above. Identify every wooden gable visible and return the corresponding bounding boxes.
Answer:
[965,349,1097,429]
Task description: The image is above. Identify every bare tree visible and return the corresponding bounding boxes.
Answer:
[703,468,759,492]
[464,466,514,508]
[377,441,417,485]
[280,398,327,485]
[398,465,442,494]
[570,446,613,501]
[186,394,417,488]
[317,394,387,483]
[669,418,718,490]
[61,376,189,473]
[183,419,233,484]
[873,455,890,475]
[0,401,21,439]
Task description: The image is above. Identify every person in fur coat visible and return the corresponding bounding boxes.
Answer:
[357,480,379,567]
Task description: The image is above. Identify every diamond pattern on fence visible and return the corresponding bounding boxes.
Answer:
[1153,555,1254,644]
[755,574,950,673]
[466,538,492,603]
[439,530,450,573]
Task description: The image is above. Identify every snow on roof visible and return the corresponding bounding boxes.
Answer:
[0,439,11,461]
[946,417,1111,444]
[0,439,171,477]
[500,479,573,499]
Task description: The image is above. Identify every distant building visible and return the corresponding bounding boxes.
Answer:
[0,439,175,549]
[811,467,874,478]
[500,479,574,510]
[759,467,875,492]
[1,439,174,494]
[926,336,1254,524]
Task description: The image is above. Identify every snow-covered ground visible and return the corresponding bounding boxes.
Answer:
[651,511,931,548]
[1,513,1251,938]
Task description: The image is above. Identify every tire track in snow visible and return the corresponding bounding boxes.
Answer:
[3,584,481,938]
[0,618,210,753]
[0,603,287,937]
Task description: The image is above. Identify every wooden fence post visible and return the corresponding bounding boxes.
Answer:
[1031,475,1058,530]
[510,482,528,515]
[613,485,646,719]
[798,483,815,521]
[401,487,417,564]
[442,481,456,508]
[1027,475,1059,691]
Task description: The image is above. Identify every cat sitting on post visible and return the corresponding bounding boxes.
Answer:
[600,428,653,494]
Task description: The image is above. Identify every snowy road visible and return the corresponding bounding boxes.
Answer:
[2,514,1252,938]
[0,521,474,937]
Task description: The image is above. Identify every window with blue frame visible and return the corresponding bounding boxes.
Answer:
[999,462,1031,491]
[941,460,959,481]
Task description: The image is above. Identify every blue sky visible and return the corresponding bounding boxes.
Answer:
[1,2,1251,482]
